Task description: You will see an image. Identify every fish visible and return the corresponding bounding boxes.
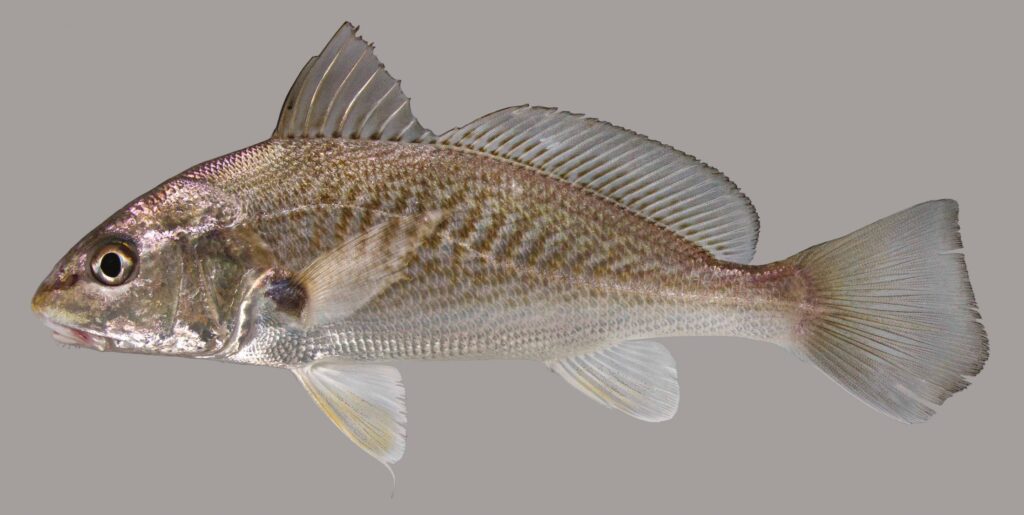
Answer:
[32,21,988,471]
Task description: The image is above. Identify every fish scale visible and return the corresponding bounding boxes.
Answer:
[191,139,797,367]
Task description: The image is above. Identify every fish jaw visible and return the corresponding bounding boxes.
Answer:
[44,320,111,352]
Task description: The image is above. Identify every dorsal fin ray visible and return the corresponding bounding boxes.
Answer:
[439,106,760,263]
[274,22,435,142]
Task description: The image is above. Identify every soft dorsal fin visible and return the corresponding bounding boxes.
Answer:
[274,22,435,142]
[439,106,759,263]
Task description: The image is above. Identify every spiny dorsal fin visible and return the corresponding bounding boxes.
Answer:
[439,106,759,263]
[274,22,435,142]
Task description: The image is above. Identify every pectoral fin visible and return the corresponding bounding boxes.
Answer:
[294,360,407,466]
[547,340,679,422]
[266,211,443,326]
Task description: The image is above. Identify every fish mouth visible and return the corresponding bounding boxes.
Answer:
[45,321,110,352]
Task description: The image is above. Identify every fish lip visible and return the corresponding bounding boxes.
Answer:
[44,320,111,352]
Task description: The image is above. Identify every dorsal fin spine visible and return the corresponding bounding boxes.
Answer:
[357,82,401,137]
[299,29,352,135]
[274,22,433,142]
[395,117,418,140]
[320,47,373,136]
[379,98,412,139]
[278,58,317,135]
[337,65,384,137]
[306,37,356,135]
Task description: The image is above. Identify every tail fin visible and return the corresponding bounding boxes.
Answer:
[785,200,987,423]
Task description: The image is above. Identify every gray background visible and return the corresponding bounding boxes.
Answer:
[2,1,1020,513]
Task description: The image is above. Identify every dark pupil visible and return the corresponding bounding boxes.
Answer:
[100,252,122,278]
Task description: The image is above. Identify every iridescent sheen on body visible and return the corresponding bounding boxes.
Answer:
[171,139,803,366]
[32,22,987,465]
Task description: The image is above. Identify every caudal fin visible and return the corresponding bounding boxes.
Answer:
[785,200,987,423]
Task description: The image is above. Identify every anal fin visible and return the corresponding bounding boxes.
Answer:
[294,360,407,466]
[546,340,679,422]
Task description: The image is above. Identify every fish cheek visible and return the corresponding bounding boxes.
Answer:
[103,237,232,355]
[105,243,184,349]
[179,228,279,353]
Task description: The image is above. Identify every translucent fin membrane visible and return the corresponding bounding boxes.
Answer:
[275,23,434,142]
[786,200,988,423]
[294,361,407,465]
[547,340,679,422]
[440,106,760,263]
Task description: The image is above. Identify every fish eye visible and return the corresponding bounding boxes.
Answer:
[90,241,137,286]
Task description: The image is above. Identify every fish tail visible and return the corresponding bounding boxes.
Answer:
[782,200,987,423]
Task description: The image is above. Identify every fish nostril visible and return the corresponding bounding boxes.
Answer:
[56,273,79,289]
[32,271,79,314]
[45,272,78,291]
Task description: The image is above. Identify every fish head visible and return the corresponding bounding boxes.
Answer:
[32,177,256,357]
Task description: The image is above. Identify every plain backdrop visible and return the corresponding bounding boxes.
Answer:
[2,1,1020,514]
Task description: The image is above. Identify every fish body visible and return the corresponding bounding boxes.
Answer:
[172,139,792,367]
[32,22,987,469]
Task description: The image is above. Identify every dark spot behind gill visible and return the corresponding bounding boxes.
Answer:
[265,277,306,319]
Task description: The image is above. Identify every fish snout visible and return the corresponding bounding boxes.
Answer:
[33,283,110,351]
[32,265,107,351]
[32,260,81,313]
[32,281,55,316]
